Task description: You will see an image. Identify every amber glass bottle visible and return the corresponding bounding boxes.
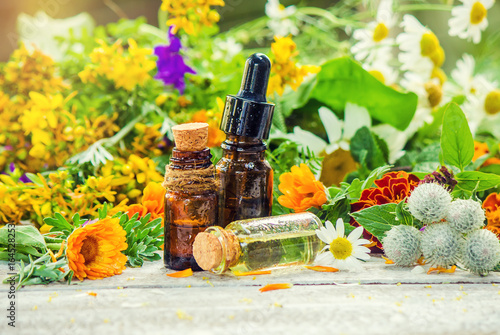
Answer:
[217,53,275,227]
[164,123,217,271]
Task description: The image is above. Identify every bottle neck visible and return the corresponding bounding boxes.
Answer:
[170,147,212,170]
[221,134,267,158]
[205,226,240,274]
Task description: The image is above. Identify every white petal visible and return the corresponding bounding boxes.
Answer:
[353,239,371,246]
[314,251,334,265]
[318,106,342,144]
[336,218,345,238]
[315,229,331,244]
[355,251,371,261]
[343,102,371,140]
[354,246,371,255]
[325,220,337,240]
[347,226,363,242]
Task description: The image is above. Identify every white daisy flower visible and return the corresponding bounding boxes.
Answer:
[401,71,445,109]
[462,80,500,135]
[265,0,299,36]
[443,53,488,98]
[363,61,399,86]
[351,0,396,64]
[315,218,371,271]
[396,15,444,76]
[448,0,494,44]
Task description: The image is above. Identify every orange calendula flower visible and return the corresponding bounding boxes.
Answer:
[483,193,500,238]
[66,218,128,281]
[259,283,293,292]
[351,171,420,250]
[278,164,327,212]
[126,182,166,222]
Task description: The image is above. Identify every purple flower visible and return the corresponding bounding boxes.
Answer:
[1,163,31,183]
[154,27,196,94]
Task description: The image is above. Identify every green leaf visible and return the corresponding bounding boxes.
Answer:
[350,127,388,170]
[440,103,474,171]
[307,57,418,130]
[455,171,500,192]
[25,173,43,186]
[351,203,399,242]
[0,225,46,249]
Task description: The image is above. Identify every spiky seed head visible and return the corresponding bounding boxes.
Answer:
[382,225,422,266]
[448,199,486,234]
[421,223,464,267]
[462,229,500,276]
[407,183,452,224]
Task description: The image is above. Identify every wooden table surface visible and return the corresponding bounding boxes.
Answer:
[2,255,500,335]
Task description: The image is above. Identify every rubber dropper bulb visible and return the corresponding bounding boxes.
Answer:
[236,53,271,102]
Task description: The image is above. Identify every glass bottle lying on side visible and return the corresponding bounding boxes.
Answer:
[192,212,324,274]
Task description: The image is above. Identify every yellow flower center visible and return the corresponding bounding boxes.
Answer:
[369,70,385,84]
[81,236,99,265]
[429,46,445,67]
[470,2,487,25]
[373,23,389,42]
[420,32,439,57]
[484,90,500,115]
[329,237,353,260]
[425,81,443,108]
[431,67,447,86]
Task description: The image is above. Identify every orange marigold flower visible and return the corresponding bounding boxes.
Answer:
[473,141,500,167]
[351,171,420,250]
[483,193,500,238]
[473,141,489,162]
[66,218,128,281]
[277,164,327,212]
[126,182,166,222]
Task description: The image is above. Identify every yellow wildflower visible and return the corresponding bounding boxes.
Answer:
[267,36,321,96]
[160,0,225,35]
[130,123,164,157]
[79,38,156,91]
[0,43,67,96]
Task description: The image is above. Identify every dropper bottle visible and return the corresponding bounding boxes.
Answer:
[217,53,275,228]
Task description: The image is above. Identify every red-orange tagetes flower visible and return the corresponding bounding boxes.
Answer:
[278,163,327,212]
[483,192,500,238]
[351,171,420,250]
[66,218,128,280]
[127,182,166,222]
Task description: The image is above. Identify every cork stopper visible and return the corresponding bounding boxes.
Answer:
[193,232,222,271]
[172,122,208,151]
[193,229,241,272]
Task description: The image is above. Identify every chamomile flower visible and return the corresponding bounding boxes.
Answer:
[351,0,396,64]
[315,218,371,271]
[461,79,500,134]
[265,0,299,36]
[446,54,488,97]
[448,0,494,44]
[401,72,445,109]
[397,15,445,76]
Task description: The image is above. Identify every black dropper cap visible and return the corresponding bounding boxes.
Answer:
[219,53,275,139]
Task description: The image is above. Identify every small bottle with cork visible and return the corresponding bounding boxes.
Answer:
[163,122,218,271]
[193,212,324,274]
[217,53,275,228]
